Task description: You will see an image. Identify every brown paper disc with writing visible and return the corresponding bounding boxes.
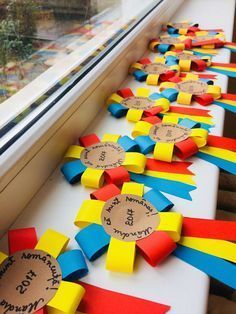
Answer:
[175,80,208,95]
[171,22,189,29]
[101,194,160,242]
[80,142,125,170]
[0,249,61,314]
[177,52,199,60]
[121,96,155,110]
[149,123,190,143]
[142,63,169,75]
[160,37,181,44]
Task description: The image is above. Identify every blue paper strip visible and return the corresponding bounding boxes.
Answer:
[108,103,128,118]
[144,189,173,212]
[57,249,88,281]
[75,224,110,261]
[213,101,236,113]
[130,173,196,200]
[118,136,139,152]
[178,118,200,129]
[197,152,236,174]
[173,245,236,289]
[208,67,236,78]
[61,160,87,184]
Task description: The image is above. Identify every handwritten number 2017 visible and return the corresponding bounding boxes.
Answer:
[16,270,37,294]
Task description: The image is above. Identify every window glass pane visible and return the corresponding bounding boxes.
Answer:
[0,0,161,152]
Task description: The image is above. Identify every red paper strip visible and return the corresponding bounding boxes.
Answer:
[207,135,236,151]
[193,93,214,106]
[192,38,223,47]
[146,158,194,174]
[142,116,162,124]
[174,138,199,160]
[224,41,236,47]
[8,228,38,254]
[144,106,162,117]
[35,308,47,314]
[139,58,152,65]
[137,231,176,266]
[78,282,171,314]
[79,134,100,147]
[170,105,212,117]
[180,73,217,79]
[117,88,134,98]
[221,93,236,101]
[105,166,130,186]
[182,217,236,241]
[211,62,236,68]
[91,184,120,201]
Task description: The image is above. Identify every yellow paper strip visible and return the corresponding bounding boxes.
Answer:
[145,170,196,185]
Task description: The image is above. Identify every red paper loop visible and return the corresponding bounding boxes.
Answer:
[191,59,207,72]
[143,106,162,117]
[104,166,130,186]
[137,231,176,266]
[79,134,100,147]
[8,228,38,254]
[182,217,236,241]
[35,308,47,314]
[193,93,214,106]
[146,158,193,174]
[174,138,199,160]
[167,74,182,83]
[207,135,236,151]
[91,184,121,201]
[142,116,162,124]
[139,58,152,65]
[184,38,192,49]
[160,70,176,81]
[170,105,211,117]
[117,88,134,98]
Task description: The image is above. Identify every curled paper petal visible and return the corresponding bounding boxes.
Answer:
[91,184,121,201]
[144,189,174,212]
[61,160,86,184]
[8,227,37,254]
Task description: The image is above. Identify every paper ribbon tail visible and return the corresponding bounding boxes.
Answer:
[173,245,236,289]
[146,158,194,175]
[197,152,236,175]
[130,173,196,200]
[212,101,236,113]
[208,67,236,78]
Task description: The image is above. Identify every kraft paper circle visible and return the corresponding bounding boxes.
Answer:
[149,123,190,143]
[175,80,208,95]
[0,249,62,314]
[194,36,213,42]
[101,194,160,242]
[121,96,155,110]
[160,37,180,44]
[177,52,199,60]
[171,22,189,29]
[80,142,125,170]
[142,63,170,75]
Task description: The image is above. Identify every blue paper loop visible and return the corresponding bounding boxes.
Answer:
[173,245,236,289]
[118,136,139,152]
[61,160,86,184]
[161,88,178,102]
[144,189,174,212]
[108,103,127,118]
[134,135,155,154]
[133,70,147,82]
[149,92,165,100]
[57,249,88,281]
[158,44,170,53]
[75,224,110,261]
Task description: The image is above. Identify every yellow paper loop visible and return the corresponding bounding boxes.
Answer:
[101,134,120,143]
[122,152,146,174]
[146,74,159,85]
[153,142,174,163]
[184,73,199,81]
[162,115,178,124]
[126,109,143,122]
[106,93,123,105]
[165,51,177,57]
[177,91,192,105]
[47,281,85,314]
[169,64,180,73]
[179,237,236,263]
[64,146,84,160]
[158,212,183,242]
[207,85,221,99]
[35,229,69,258]
[149,41,159,51]
[74,200,104,228]
[179,28,188,35]
[159,82,176,91]
[190,128,208,148]
[0,252,8,264]
[121,182,144,196]
[172,43,185,51]
[199,146,236,163]
[136,87,150,97]
[132,121,152,138]
[154,56,165,63]
[81,168,104,188]
[130,62,143,72]
[106,238,136,273]
[179,59,191,72]
[154,98,170,112]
